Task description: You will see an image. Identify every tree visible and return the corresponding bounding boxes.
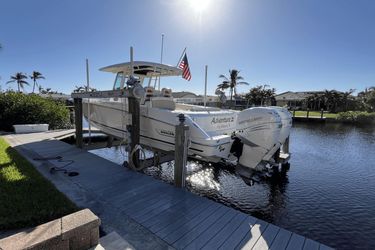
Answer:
[245,85,276,106]
[322,90,341,112]
[30,71,45,93]
[358,87,375,112]
[342,89,355,111]
[6,72,29,92]
[73,85,97,93]
[218,69,248,108]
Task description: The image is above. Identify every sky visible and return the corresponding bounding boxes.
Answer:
[1,0,375,95]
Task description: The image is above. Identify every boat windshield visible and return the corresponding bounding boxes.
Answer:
[113,72,124,90]
[113,72,145,90]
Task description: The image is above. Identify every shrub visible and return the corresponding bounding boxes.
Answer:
[336,111,375,124]
[0,92,71,131]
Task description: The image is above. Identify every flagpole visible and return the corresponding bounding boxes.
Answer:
[176,47,187,67]
[158,34,164,91]
[86,58,91,144]
[204,65,208,107]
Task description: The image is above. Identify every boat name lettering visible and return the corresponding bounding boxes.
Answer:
[211,117,234,124]
[160,129,174,136]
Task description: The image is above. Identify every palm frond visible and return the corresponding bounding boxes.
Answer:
[218,74,228,80]
[19,80,29,85]
[237,81,249,85]
[217,82,230,90]
[31,71,45,80]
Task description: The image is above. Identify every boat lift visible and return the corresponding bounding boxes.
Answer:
[71,87,189,188]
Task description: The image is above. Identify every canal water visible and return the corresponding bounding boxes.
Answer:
[89,123,375,250]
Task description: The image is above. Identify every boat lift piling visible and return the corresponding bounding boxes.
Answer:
[73,98,83,148]
[282,136,290,154]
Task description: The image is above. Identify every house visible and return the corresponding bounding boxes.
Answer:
[171,91,198,99]
[275,91,324,109]
[172,91,220,106]
[172,91,202,104]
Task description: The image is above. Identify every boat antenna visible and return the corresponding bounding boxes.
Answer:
[130,46,134,77]
[158,34,164,91]
[204,65,208,107]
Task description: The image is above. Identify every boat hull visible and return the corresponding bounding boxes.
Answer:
[83,99,290,170]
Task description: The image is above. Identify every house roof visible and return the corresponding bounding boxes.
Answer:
[275,91,334,101]
[172,91,198,98]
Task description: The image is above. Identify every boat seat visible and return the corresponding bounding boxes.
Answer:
[151,97,176,110]
[144,87,155,99]
[161,88,172,97]
[142,86,154,105]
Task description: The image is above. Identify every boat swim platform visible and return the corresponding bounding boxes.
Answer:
[3,131,332,250]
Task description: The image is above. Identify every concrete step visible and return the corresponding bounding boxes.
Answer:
[90,231,135,250]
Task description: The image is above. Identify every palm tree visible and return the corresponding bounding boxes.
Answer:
[30,71,45,93]
[219,69,249,108]
[6,72,29,92]
[342,89,355,111]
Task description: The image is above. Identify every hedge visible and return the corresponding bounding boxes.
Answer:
[0,92,71,131]
[336,111,375,124]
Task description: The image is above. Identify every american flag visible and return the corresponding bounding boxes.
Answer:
[178,53,191,81]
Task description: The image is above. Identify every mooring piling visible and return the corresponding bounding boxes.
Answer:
[128,95,140,168]
[174,113,189,188]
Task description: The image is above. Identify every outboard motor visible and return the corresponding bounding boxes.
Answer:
[236,107,282,171]
[271,107,292,145]
[262,106,292,161]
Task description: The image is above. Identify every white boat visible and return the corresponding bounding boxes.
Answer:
[82,61,291,170]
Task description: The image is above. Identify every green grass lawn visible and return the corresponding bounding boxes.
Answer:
[0,137,77,230]
[293,110,338,118]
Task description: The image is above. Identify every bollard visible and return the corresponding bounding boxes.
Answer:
[174,114,189,188]
[306,109,310,118]
[321,109,324,119]
[74,98,83,148]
